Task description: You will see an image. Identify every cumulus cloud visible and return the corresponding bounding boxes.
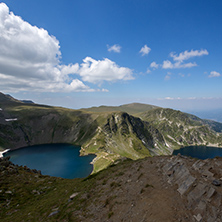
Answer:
[162,60,174,69]
[77,57,134,84]
[107,44,121,53]
[170,49,209,62]
[0,3,133,93]
[139,45,151,56]
[150,61,159,69]
[0,3,90,92]
[209,71,221,78]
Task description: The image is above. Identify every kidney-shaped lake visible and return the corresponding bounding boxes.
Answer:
[4,144,95,179]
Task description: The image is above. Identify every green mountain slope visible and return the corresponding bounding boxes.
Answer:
[0,93,163,172]
[138,108,222,149]
[80,102,158,115]
[1,92,222,172]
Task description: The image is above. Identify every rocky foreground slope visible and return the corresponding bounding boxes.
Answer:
[1,155,222,221]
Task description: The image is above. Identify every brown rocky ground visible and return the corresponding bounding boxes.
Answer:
[71,155,222,222]
[1,155,222,221]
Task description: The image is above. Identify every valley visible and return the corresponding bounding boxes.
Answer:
[1,92,222,172]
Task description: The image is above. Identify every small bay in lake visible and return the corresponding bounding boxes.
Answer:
[4,144,95,179]
[173,146,222,159]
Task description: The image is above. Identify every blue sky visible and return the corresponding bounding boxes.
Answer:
[0,0,222,111]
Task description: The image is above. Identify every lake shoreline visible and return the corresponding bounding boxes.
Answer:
[3,144,95,179]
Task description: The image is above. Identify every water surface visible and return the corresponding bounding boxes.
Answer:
[173,146,222,159]
[4,144,95,179]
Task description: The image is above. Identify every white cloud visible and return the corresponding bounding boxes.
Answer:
[165,97,174,100]
[209,71,221,78]
[0,3,133,93]
[179,62,197,68]
[107,44,121,53]
[162,60,197,69]
[59,64,79,76]
[170,49,209,62]
[0,3,91,92]
[162,60,174,69]
[139,45,151,56]
[77,57,134,84]
[69,79,93,92]
[101,88,109,92]
[161,49,208,70]
[158,97,182,100]
[150,61,159,69]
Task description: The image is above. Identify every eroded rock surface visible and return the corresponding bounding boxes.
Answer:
[161,155,222,222]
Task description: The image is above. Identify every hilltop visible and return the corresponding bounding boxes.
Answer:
[80,103,158,115]
[1,92,222,172]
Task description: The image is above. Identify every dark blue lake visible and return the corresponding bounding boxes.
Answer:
[173,146,222,159]
[4,144,95,179]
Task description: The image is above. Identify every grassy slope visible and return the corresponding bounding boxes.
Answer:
[80,102,158,115]
[1,92,222,173]
[0,99,154,172]
[138,108,222,149]
[0,159,85,221]
[0,156,171,221]
[81,112,153,173]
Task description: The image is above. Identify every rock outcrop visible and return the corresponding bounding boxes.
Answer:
[161,155,222,221]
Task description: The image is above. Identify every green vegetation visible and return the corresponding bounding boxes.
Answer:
[80,102,158,114]
[1,92,222,173]
[0,157,112,221]
[138,108,222,151]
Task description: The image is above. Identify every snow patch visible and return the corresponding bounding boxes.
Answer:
[142,139,146,144]
[0,149,10,158]
[5,118,18,122]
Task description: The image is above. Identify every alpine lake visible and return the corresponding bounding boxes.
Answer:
[4,144,222,179]
[173,146,222,159]
[4,144,95,179]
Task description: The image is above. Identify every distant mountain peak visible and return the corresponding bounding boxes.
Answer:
[81,102,159,115]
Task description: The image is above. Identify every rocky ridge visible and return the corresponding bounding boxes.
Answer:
[1,155,222,221]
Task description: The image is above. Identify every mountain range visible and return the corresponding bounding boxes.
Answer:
[1,92,222,172]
